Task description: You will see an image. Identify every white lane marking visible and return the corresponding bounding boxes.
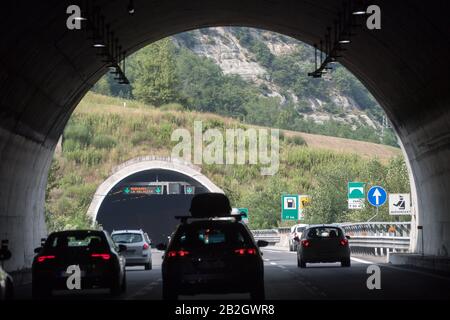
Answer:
[126,279,161,300]
[270,262,277,265]
[278,265,286,269]
[350,257,373,264]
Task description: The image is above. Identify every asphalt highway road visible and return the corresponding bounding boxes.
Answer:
[13,247,450,300]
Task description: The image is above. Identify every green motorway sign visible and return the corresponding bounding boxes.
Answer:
[238,208,249,222]
[281,195,299,220]
[348,182,365,209]
[348,182,365,199]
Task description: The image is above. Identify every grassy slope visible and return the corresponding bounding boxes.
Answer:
[46,93,403,230]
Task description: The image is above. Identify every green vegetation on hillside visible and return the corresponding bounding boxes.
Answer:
[92,28,398,147]
[46,93,409,232]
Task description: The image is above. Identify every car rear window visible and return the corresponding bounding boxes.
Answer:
[307,227,342,238]
[173,224,251,249]
[112,233,143,243]
[46,232,106,250]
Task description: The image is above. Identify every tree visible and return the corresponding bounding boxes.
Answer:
[129,38,180,106]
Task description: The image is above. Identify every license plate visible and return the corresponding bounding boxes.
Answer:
[199,260,225,269]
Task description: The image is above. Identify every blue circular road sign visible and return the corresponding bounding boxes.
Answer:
[367,186,387,207]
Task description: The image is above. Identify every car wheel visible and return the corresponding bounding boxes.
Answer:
[162,282,178,300]
[298,257,306,268]
[110,274,123,296]
[341,258,351,267]
[121,273,127,293]
[5,278,14,300]
[145,261,152,270]
[32,281,52,299]
[250,280,265,300]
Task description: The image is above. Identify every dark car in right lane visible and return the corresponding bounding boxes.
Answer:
[296,225,351,268]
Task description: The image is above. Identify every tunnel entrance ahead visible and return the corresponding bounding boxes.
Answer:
[1,1,450,270]
[88,157,223,245]
[97,169,210,245]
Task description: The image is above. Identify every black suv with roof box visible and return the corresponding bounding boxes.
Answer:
[157,193,268,300]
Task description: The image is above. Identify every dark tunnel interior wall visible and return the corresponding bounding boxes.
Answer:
[96,169,209,245]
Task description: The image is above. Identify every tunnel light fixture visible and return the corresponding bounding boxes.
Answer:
[308,0,362,78]
[352,0,367,15]
[127,0,135,15]
[352,9,366,15]
[83,5,131,85]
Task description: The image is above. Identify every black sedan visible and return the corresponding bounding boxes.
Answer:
[296,225,351,268]
[32,230,127,298]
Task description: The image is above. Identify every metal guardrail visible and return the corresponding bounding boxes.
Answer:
[340,222,411,237]
[251,229,280,245]
[251,222,412,255]
[349,236,410,249]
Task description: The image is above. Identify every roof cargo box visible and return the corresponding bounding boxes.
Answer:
[189,193,232,218]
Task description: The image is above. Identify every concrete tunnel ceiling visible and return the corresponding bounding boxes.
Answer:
[87,157,223,244]
[0,0,450,269]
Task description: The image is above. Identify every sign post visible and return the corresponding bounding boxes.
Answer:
[348,182,365,209]
[281,195,299,221]
[388,193,411,215]
[298,195,310,220]
[238,208,249,223]
[367,186,387,222]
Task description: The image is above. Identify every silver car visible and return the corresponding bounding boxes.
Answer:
[112,230,152,270]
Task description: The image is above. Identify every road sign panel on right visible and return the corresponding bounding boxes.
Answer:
[367,186,387,207]
[389,193,411,215]
[281,195,299,220]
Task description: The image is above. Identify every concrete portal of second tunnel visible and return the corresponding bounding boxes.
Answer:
[88,156,223,244]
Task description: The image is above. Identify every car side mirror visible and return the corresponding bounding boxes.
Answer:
[34,247,42,254]
[293,236,300,242]
[346,235,351,240]
[156,243,167,251]
[257,240,269,248]
[118,244,127,252]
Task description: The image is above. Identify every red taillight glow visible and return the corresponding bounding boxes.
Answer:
[234,248,257,255]
[301,240,311,248]
[37,255,55,263]
[340,239,349,246]
[143,242,149,250]
[167,250,189,257]
[91,253,111,260]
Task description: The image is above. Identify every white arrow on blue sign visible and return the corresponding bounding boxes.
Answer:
[367,186,387,207]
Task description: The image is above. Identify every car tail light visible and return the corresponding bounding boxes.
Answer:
[234,248,257,255]
[37,255,55,263]
[340,239,349,246]
[143,242,149,250]
[167,250,189,258]
[91,253,111,260]
[301,240,311,248]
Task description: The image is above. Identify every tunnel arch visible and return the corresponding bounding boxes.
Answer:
[87,156,224,224]
[1,1,449,269]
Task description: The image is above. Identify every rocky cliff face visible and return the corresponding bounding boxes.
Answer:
[173,27,382,130]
